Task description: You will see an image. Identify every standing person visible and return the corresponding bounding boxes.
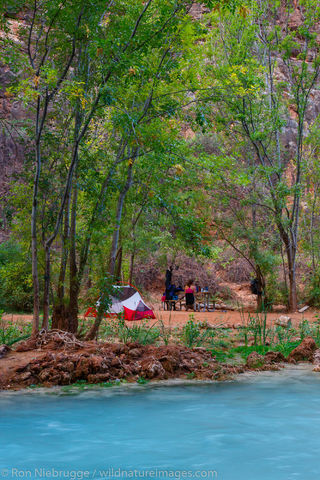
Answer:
[185,279,195,311]
[165,265,173,289]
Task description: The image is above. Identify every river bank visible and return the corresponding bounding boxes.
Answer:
[1,330,319,391]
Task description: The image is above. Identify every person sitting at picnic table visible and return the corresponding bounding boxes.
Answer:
[164,284,183,310]
[185,279,195,311]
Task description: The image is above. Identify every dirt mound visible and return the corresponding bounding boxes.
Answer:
[245,351,285,371]
[1,335,248,389]
[15,329,87,352]
[288,337,317,363]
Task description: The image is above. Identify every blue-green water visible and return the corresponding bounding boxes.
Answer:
[1,367,320,480]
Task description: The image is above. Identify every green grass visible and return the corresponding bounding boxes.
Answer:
[0,311,32,345]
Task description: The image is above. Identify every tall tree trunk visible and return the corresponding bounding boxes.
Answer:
[128,200,146,285]
[109,160,134,275]
[85,309,104,341]
[31,121,42,336]
[41,105,82,330]
[287,246,297,312]
[129,251,135,284]
[115,246,123,282]
[42,245,51,329]
[68,172,79,333]
[52,195,71,329]
[279,227,298,312]
[256,268,266,312]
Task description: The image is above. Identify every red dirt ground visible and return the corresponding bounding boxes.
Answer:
[3,309,320,330]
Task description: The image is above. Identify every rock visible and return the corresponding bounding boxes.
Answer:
[192,347,207,353]
[159,355,179,374]
[15,337,37,352]
[63,361,75,373]
[19,371,31,381]
[313,349,320,365]
[127,342,141,350]
[129,348,142,358]
[288,337,317,363]
[140,358,165,379]
[57,372,72,385]
[74,357,91,378]
[264,351,286,364]
[110,356,121,367]
[298,305,309,313]
[0,344,11,359]
[38,368,53,382]
[233,323,242,329]
[246,352,265,368]
[89,355,105,371]
[313,365,320,372]
[87,373,110,383]
[275,316,292,328]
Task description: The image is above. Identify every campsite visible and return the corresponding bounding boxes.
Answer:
[2,1,320,479]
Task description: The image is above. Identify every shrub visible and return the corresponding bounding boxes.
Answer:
[0,312,32,345]
[0,240,33,312]
[99,315,160,345]
[181,316,215,348]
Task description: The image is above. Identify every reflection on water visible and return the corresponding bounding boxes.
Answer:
[0,366,320,480]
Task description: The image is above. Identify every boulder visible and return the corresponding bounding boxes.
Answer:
[140,357,165,379]
[15,337,37,352]
[89,355,105,371]
[288,337,317,363]
[275,316,292,328]
[313,349,320,365]
[0,344,11,359]
[74,357,91,378]
[19,371,31,381]
[38,368,54,382]
[246,352,265,369]
[264,351,286,364]
[87,373,111,383]
[298,305,309,313]
[110,356,121,367]
[129,348,142,358]
[159,355,179,374]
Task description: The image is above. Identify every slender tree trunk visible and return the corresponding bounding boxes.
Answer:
[129,251,135,284]
[31,137,41,336]
[115,246,123,282]
[68,172,79,333]
[42,245,51,329]
[85,309,104,341]
[109,159,134,275]
[256,268,266,312]
[128,200,146,285]
[287,246,297,312]
[280,243,289,308]
[280,226,297,312]
[52,195,71,329]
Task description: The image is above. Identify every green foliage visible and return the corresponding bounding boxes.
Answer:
[59,379,124,393]
[137,376,149,385]
[181,316,216,348]
[3,0,320,323]
[238,312,271,347]
[0,240,33,312]
[0,313,32,345]
[99,315,160,345]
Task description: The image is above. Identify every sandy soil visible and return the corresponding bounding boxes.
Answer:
[152,310,320,328]
[3,309,320,330]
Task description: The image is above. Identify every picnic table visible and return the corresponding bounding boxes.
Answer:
[163,296,185,311]
[195,291,215,312]
[162,291,215,312]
